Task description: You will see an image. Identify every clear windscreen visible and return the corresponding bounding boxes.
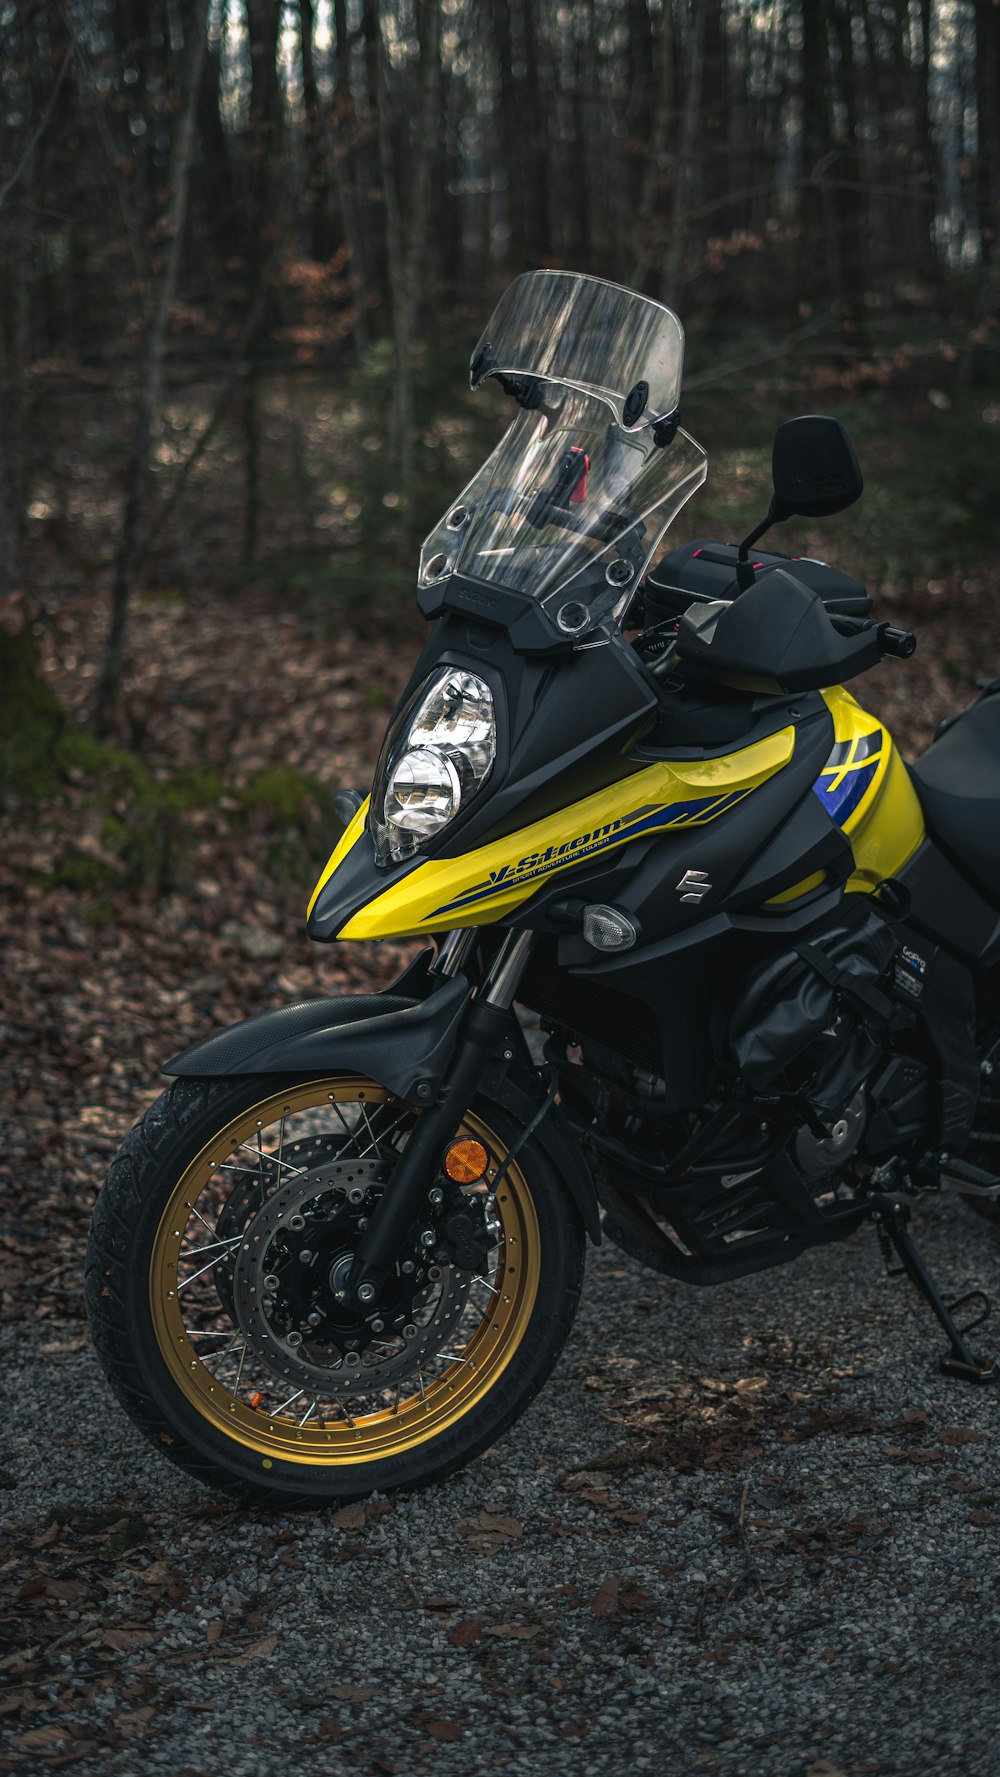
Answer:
[419,388,707,637]
[470,270,685,428]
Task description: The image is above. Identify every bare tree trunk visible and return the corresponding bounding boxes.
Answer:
[299,0,334,260]
[93,0,209,734]
[331,0,369,360]
[376,0,441,521]
[0,405,24,603]
[662,1,706,303]
[630,0,673,291]
[241,0,282,566]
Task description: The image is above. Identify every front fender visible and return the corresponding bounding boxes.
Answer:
[162,972,472,1105]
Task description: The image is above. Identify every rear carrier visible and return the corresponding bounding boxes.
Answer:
[641,538,871,627]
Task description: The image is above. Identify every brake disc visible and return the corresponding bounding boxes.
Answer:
[213,1133,344,1321]
[230,1157,472,1395]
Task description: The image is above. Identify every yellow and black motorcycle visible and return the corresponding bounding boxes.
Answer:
[88,271,1000,1506]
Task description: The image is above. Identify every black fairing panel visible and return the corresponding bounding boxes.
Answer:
[897,838,1000,967]
[676,572,881,694]
[512,696,835,948]
[908,689,1000,905]
[163,974,472,1103]
[309,615,658,941]
[308,821,420,942]
[516,702,840,1109]
[398,615,658,854]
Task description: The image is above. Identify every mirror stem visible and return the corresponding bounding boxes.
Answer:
[735,507,776,593]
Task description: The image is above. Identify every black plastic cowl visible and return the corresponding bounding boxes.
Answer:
[677,570,881,694]
[162,972,472,1105]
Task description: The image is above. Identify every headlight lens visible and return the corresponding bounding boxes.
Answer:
[371,668,496,864]
[384,747,461,834]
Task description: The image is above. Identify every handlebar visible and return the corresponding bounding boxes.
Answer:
[878,624,917,659]
[830,614,917,662]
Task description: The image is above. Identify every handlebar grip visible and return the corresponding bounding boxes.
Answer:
[878,624,917,660]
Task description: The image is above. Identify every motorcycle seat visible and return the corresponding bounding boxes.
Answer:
[909,691,1000,906]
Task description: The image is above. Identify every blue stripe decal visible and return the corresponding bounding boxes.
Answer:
[429,789,750,919]
[812,757,879,826]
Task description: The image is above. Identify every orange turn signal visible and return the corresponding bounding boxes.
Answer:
[443,1138,489,1185]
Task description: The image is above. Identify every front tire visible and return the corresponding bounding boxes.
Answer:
[86,1073,585,1507]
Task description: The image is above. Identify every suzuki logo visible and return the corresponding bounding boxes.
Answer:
[677,869,711,905]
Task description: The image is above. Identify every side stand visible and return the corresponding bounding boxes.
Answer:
[871,1197,997,1384]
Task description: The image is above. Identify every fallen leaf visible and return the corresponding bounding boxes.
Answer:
[477,1511,523,1539]
[485,1622,539,1640]
[448,1617,485,1647]
[592,1577,620,1617]
[329,1683,377,1701]
[241,1634,279,1658]
[330,1503,366,1531]
[561,1471,615,1493]
[426,1720,461,1742]
[888,1409,929,1434]
[11,1727,73,1751]
[939,1427,987,1446]
[115,1706,155,1737]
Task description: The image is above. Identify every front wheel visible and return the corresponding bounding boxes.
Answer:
[86,1073,585,1507]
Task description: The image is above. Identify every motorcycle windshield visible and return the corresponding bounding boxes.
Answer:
[419,387,708,637]
[469,270,685,428]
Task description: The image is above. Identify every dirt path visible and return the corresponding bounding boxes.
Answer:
[4,1197,999,1776]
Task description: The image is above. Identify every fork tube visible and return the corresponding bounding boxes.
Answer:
[433,928,478,978]
[481,930,534,1007]
[343,931,533,1309]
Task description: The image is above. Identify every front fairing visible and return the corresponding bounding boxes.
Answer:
[306,615,808,945]
[308,617,659,941]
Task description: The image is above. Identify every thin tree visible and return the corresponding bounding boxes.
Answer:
[93,0,209,734]
[376,0,441,522]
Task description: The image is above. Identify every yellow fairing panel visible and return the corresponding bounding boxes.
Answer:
[308,798,370,918]
[324,728,795,940]
[816,687,925,892]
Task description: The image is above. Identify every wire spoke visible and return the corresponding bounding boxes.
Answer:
[330,1102,363,1154]
[274,1389,304,1415]
[357,1101,380,1154]
[180,1234,242,1259]
[177,1246,240,1291]
[187,1201,221,1239]
[274,1110,287,1206]
[235,1140,305,1178]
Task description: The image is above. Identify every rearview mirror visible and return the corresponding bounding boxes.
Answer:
[770,415,863,520]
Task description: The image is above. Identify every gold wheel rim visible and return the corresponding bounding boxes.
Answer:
[149,1078,540,1468]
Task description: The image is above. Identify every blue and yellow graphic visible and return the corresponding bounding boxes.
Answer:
[812,728,885,827]
[815,686,925,891]
[311,726,797,939]
[431,790,750,918]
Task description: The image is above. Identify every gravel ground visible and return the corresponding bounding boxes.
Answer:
[3,1196,1000,1777]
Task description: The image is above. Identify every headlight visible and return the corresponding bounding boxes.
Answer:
[384,747,461,834]
[370,668,496,864]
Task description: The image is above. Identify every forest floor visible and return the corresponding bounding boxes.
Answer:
[4,376,1000,1772]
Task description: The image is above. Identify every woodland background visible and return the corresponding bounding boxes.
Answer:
[3,0,1000,1330]
[4,5,1000,1765]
